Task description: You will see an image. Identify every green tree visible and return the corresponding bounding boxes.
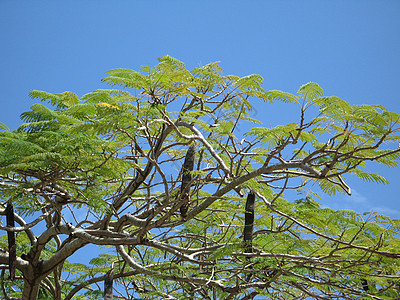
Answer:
[1,56,400,299]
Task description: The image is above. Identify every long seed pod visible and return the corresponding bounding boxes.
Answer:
[104,268,114,300]
[243,192,255,254]
[179,143,196,219]
[5,202,16,281]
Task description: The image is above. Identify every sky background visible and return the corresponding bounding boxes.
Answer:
[1,0,399,223]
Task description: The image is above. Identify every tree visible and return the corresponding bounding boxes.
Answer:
[0,55,400,299]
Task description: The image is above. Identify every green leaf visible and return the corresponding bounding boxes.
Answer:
[265,90,299,103]
[297,82,324,100]
[315,96,352,116]
[29,90,79,109]
[246,123,298,146]
[102,69,149,89]
[0,122,9,131]
[158,55,186,69]
[208,243,241,261]
[350,169,389,184]
[234,74,264,92]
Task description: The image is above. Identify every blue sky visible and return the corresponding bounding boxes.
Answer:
[1,0,399,220]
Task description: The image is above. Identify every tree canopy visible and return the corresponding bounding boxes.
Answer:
[1,56,400,299]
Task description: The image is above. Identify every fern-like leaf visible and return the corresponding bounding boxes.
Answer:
[350,169,389,184]
[29,90,79,109]
[158,55,185,69]
[0,122,9,131]
[102,69,149,90]
[266,90,299,103]
[298,82,324,100]
[234,74,264,92]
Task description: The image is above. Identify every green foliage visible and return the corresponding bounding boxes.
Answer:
[0,56,399,299]
[29,90,80,109]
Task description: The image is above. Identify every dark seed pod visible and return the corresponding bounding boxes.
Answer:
[243,192,255,254]
[104,268,114,300]
[361,278,369,291]
[5,203,16,281]
[179,143,196,219]
[179,193,190,220]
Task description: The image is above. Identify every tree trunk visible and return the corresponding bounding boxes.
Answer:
[53,265,63,300]
[22,278,40,300]
[21,263,48,300]
[104,268,114,300]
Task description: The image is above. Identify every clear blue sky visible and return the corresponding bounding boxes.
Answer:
[1,1,399,219]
